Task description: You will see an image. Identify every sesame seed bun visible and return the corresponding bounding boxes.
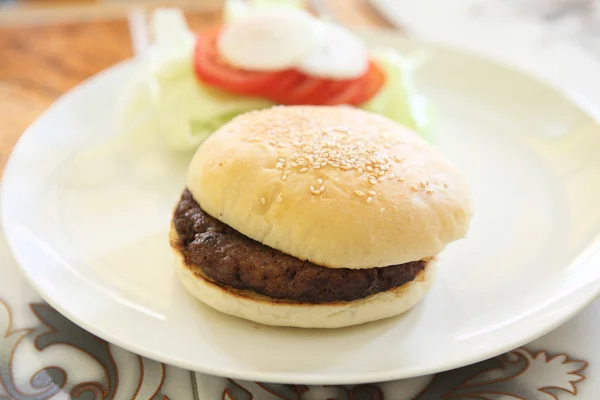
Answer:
[187,106,472,269]
[170,224,437,328]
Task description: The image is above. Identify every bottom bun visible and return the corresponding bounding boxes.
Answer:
[170,227,436,328]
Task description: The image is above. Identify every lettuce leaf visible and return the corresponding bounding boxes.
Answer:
[361,47,436,142]
[118,45,273,152]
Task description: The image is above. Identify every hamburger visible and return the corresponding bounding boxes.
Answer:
[170,106,472,328]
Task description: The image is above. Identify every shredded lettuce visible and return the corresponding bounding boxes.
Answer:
[120,70,273,151]
[153,58,272,150]
[362,47,436,142]
[149,8,195,54]
[118,32,273,152]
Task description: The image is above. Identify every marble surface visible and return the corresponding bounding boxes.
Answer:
[367,0,600,133]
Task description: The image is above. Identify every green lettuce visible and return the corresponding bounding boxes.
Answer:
[361,47,436,142]
[118,50,273,152]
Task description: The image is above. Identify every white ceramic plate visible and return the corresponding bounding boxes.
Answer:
[3,31,600,384]
[369,0,600,112]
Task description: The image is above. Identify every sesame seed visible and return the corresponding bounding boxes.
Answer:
[411,184,418,191]
[444,183,449,188]
[281,175,288,181]
[367,197,373,203]
[245,112,411,186]
[260,197,266,205]
[368,190,376,196]
[389,173,396,179]
[398,176,407,181]
[277,193,284,202]
[309,185,322,195]
[317,178,323,184]
[420,180,428,188]
[355,190,365,196]
[426,188,434,194]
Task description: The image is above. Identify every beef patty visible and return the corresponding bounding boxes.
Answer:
[173,189,425,303]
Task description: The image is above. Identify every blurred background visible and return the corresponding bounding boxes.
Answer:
[1,0,600,174]
[0,0,391,175]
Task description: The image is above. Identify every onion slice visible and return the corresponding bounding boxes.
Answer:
[217,9,318,71]
[299,21,369,80]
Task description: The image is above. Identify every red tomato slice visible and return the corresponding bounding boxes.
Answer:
[267,75,352,106]
[322,78,364,106]
[323,62,385,106]
[194,29,294,96]
[354,61,386,105]
[277,76,330,104]
[274,77,354,105]
[263,71,305,103]
[193,27,386,106]
[311,80,344,105]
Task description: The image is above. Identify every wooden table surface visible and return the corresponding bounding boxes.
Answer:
[0,0,396,176]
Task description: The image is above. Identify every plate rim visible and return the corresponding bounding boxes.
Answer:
[3,31,600,385]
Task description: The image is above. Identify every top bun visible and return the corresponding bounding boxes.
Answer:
[187,106,472,269]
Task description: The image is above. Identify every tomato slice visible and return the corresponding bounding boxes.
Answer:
[354,61,386,105]
[276,76,329,104]
[276,76,361,106]
[266,74,353,106]
[194,29,294,96]
[193,28,386,106]
[322,62,386,106]
[322,78,363,106]
[263,70,305,103]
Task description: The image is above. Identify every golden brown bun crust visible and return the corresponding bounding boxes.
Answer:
[188,106,472,268]
[170,225,436,328]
